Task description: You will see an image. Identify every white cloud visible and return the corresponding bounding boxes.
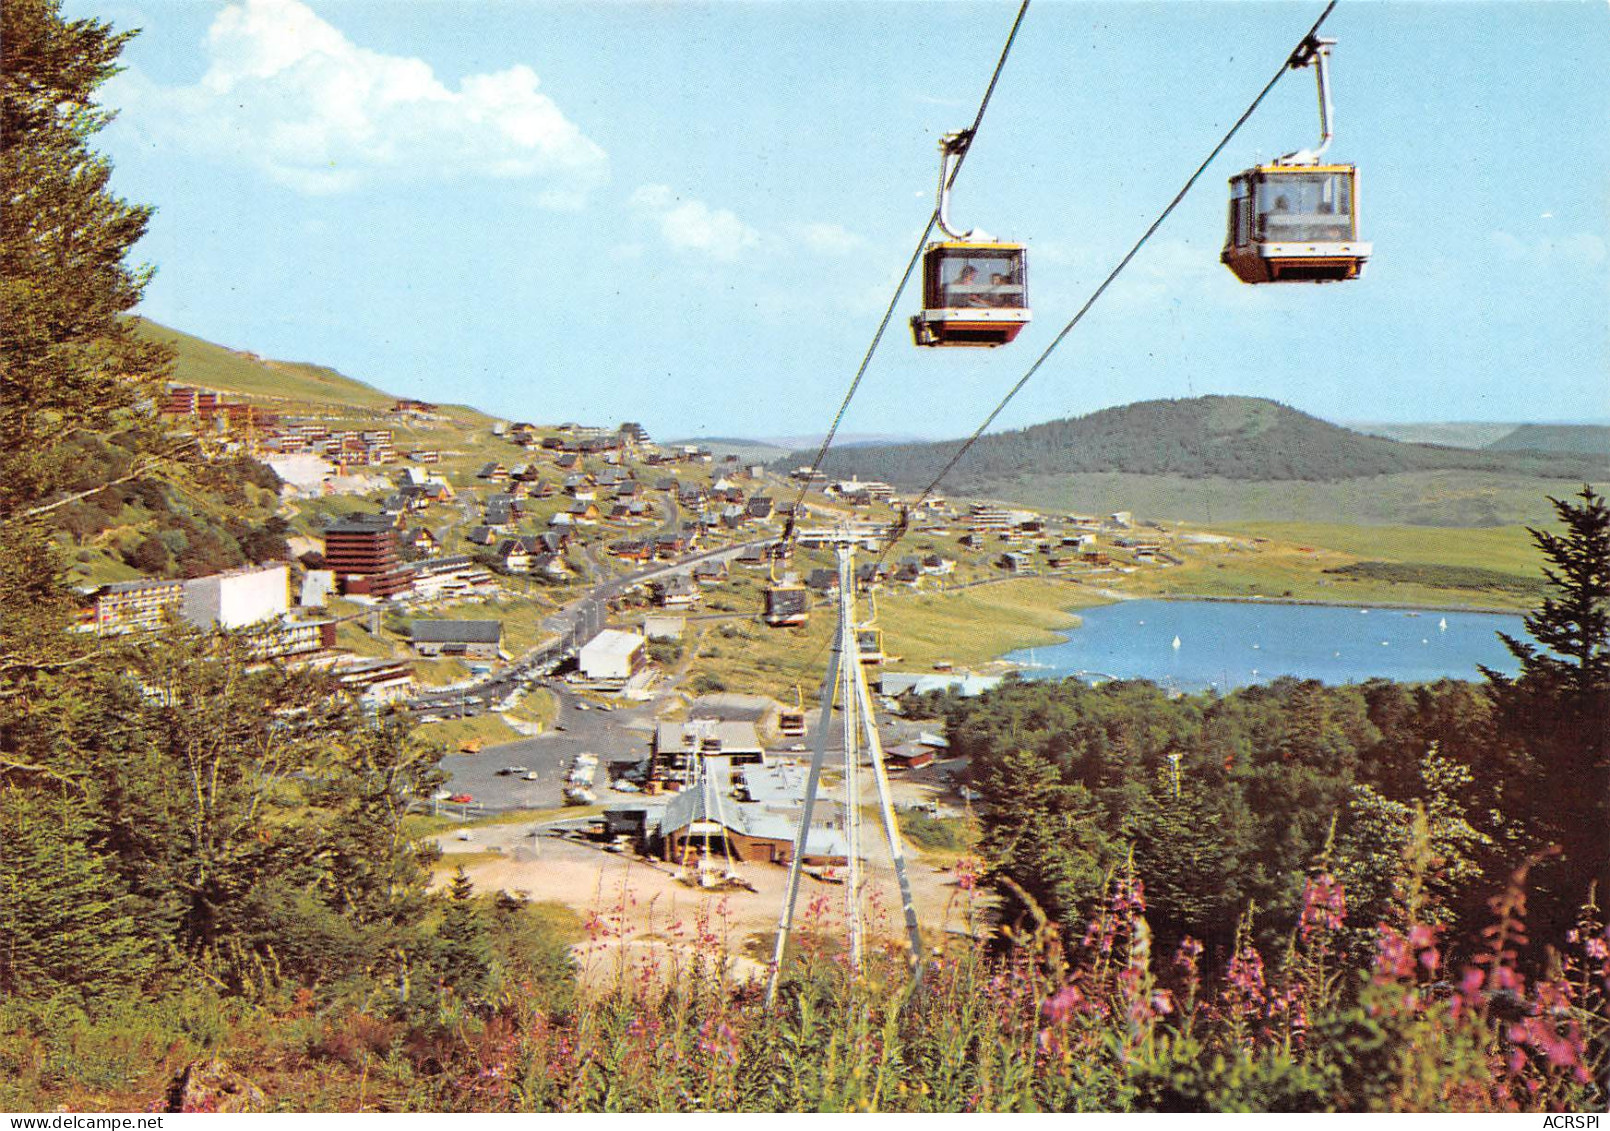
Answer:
[629,184,760,261]
[794,222,866,257]
[111,0,607,198]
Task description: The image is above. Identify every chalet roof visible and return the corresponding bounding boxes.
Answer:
[654,574,698,595]
[409,619,502,645]
[807,568,839,591]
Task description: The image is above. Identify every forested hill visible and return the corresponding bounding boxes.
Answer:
[776,396,1609,488]
[1485,423,1610,456]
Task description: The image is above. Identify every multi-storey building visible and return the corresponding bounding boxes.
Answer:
[323,514,412,599]
[82,578,185,634]
[182,563,290,630]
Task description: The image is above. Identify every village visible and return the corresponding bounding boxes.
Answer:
[67,378,1252,940]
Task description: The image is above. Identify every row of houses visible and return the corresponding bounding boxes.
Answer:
[159,387,399,468]
[79,562,340,662]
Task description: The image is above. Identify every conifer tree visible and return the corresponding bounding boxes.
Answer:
[1484,486,1610,926]
[0,790,156,997]
[978,746,1114,935]
[1,0,174,522]
[436,868,495,1004]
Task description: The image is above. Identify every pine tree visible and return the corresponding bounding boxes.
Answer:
[0,790,156,997]
[1483,486,1610,925]
[435,868,495,1004]
[1,0,174,521]
[978,746,1114,936]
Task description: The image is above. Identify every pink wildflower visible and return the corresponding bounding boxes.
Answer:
[1040,984,1086,1026]
[1299,872,1347,941]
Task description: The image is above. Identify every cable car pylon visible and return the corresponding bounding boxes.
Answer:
[766,532,923,1003]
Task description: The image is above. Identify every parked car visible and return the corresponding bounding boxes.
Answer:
[449,793,473,804]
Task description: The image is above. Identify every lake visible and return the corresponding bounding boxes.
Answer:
[1005,599,1527,692]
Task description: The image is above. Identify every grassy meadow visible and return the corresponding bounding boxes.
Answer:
[138,319,396,412]
[999,469,1605,528]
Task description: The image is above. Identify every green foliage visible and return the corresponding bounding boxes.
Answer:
[895,810,973,854]
[1,0,176,520]
[0,790,158,999]
[945,670,1566,956]
[691,672,727,694]
[1484,485,1610,936]
[978,746,1116,934]
[1130,1036,1334,1112]
[1324,560,1547,600]
[435,869,495,1005]
[646,638,682,665]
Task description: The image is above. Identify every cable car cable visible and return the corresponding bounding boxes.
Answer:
[780,0,1032,546]
[873,0,1340,571]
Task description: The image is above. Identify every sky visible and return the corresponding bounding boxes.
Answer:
[70,0,1610,441]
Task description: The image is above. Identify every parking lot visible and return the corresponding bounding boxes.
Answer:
[438,685,657,811]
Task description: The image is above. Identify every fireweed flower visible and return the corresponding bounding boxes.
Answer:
[1040,984,1085,1026]
[1299,872,1347,940]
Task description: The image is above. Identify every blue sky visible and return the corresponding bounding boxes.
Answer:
[73,0,1610,440]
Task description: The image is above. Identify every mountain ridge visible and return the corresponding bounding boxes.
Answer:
[772,396,1609,489]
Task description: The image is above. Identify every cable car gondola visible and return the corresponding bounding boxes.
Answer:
[912,131,1030,347]
[763,564,810,628]
[855,627,885,664]
[1221,35,1371,285]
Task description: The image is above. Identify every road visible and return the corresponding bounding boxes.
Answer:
[408,535,772,716]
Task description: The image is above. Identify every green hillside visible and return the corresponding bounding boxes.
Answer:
[1486,423,1610,457]
[782,396,1608,491]
[998,469,1604,528]
[134,318,396,411]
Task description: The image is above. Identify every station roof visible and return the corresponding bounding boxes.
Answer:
[409,619,502,644]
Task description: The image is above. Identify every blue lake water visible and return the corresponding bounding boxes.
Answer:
[1005,599,1526,692]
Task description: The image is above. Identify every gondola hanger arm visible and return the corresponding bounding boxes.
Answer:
[936,130,986,240]
[1276,34,1336,166]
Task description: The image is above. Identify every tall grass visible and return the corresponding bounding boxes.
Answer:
[6,857,1604,1112]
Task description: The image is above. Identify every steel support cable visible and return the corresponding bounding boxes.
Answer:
[874,0,1340,572]
[781,0,1032,545]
